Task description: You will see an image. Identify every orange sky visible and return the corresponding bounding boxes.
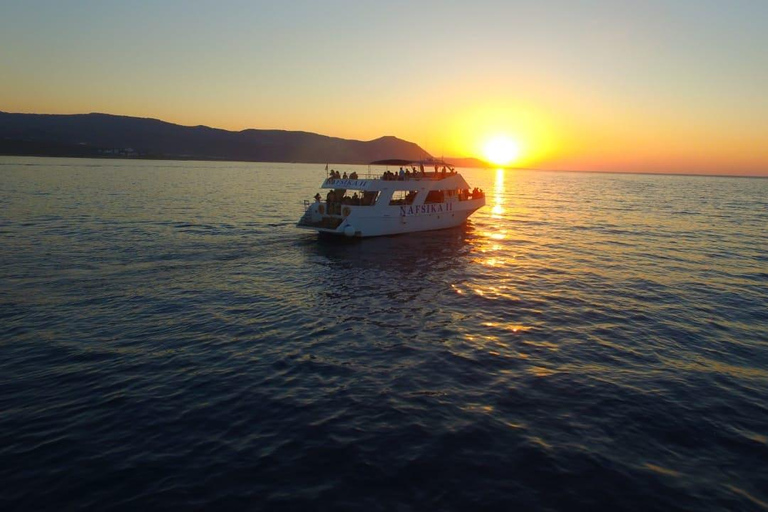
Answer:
[2,1,767,176]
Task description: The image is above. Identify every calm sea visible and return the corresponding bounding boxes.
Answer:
[1,156,767,511]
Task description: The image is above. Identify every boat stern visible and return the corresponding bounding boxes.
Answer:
[297,202,360,237]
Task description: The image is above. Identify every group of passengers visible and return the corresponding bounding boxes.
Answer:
[328,170,359,180]
[382,167,420,181]
[327,166,459,182]
[313,186,485,215]
[318,190,342,215]
[382,166,457,181]
[329,190,364,206]
[455,188,485,200]
[315,189,370,213]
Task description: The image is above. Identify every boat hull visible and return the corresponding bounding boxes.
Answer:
[297,199,484,238]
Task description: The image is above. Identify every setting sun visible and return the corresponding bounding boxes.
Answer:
[483,136,522,166]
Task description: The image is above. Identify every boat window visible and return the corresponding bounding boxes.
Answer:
[424,189,447,204]
[389,190,419,205]
[362,191,380,206]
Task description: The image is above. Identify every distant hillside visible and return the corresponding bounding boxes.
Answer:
[0,112,432,164]
[444,157,492,169]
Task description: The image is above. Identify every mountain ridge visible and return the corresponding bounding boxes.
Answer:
[0,111,433,164]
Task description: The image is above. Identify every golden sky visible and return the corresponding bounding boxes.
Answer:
[2,0,767,175]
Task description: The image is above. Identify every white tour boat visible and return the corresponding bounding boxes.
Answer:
[297,159,485,238]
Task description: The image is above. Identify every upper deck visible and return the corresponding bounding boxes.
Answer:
[322,173,470,191]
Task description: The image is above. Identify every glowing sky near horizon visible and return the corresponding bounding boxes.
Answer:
[1,0,767,175]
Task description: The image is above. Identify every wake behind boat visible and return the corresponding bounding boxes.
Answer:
[297,160,485,238]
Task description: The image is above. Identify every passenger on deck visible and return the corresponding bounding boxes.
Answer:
[399,167,405,180]
[342,171,348,179]
[314,193,321,202]
[350,171,358,179]
[352,192,359,204]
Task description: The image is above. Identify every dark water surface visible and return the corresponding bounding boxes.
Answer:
[2,157,767,511]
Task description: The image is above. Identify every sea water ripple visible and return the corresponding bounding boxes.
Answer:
[1,157,767,511]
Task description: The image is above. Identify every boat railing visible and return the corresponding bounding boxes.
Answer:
[324,173,456,184]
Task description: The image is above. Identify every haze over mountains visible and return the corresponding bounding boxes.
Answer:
[0,112,489,166]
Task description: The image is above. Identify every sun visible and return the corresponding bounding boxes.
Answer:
[483,135,521,166]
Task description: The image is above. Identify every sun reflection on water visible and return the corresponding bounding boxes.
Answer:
[482,321,529,333]
[455,166,535,357]
[491,168,505,218]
